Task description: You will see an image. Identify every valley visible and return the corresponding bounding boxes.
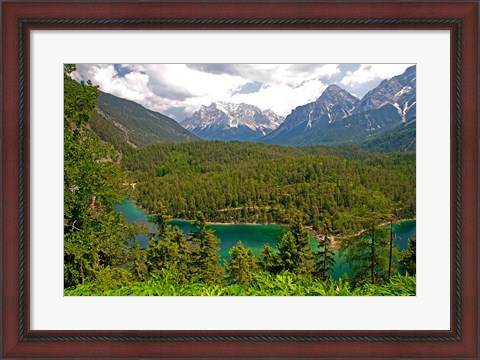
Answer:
[182,65,416,149]
[123,141,415,234]
[64,63,417,296]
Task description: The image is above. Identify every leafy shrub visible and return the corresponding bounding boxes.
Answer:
[65,271,415,297]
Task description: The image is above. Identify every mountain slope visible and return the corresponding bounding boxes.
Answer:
[91,109,136,152]
[287,104,403,146]
[95,91,198,148]
[262,84,359,144]
[354,65,416,122]
[181,102,284,141]
[260,65,416,148]
[360,119,416,152]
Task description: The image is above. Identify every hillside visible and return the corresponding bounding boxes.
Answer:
[361,120,416,152]
[123,141,416,235]
[94,91,198,148]
[64,64,417,296]
[261,66,416,149]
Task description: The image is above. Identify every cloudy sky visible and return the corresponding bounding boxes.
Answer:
[72,63,413,121]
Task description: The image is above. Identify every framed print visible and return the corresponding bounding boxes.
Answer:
[1,0,478,358]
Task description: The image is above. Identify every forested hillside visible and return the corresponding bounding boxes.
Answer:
[64,65,144,288]
[361,120,416,152]
[93,91,198,148]
[123,141,415,235]
[64,65,416,296]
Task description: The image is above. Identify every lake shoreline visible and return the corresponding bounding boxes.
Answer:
[115,199,416,280]
[120,199,415,251]
[174,217,417,251]
[174,218,287,227]
[121,199,284,227]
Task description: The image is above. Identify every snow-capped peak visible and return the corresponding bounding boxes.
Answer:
[181,101,284,142]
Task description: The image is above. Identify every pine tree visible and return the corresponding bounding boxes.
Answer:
[144,205,194,281]
[189,212,225,285]
[151,203,172,239]
[400,236,416,275]
[315,232,335,281]
[130,240,148,281]
[225,241,258,285]
[259,243,278,273]
[170,226,190,282]
[277,232,301,273]
[340,223,391,285]
[276,211,313,275]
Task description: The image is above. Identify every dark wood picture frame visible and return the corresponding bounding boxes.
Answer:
[1,1,478,358]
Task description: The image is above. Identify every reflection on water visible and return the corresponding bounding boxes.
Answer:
[114,199,416,279]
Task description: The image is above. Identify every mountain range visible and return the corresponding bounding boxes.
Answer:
[262,65,416,146]
[181,102,284,141]
[90,65,416,152]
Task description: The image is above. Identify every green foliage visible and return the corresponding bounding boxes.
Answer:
[65,271,415,297]
[340,223,400,285]
[259,243,278,273]
[225,241,258,285]
[400,236,416,275]
[361,120,416,152]
[130,240,148,281]
[188,212,226,285]
[64,65,415,297]
[91,109,133,153]
[123,141,415,235]
[170,226,191,281]
[354,273,416,296]
[276,212,313,275]
[315,232,335,281]
[145,205,190,282]
[150,204,173,238]
[92,266,134,292]
[96,91,198,147]
[63,66,145,288]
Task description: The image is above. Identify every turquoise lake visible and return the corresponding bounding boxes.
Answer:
[113,199,416,279]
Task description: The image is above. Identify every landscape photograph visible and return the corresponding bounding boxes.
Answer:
[64,63,416,296]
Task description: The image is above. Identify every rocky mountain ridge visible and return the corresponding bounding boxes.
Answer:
[181,101,284,141]
[262,65,416,146]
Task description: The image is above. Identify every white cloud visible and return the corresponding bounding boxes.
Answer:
[72,64,152,103]
[340,64,412,87]
[236,64,339,89]
[72,63,409,121]
[230,79,327,116]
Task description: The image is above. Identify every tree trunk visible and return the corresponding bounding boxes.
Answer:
[388,220,393,280]
[90,195,96,209]
[371,223,375,283]
[323,236,327,279]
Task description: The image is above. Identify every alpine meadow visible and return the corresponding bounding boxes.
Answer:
[64,63,416,296]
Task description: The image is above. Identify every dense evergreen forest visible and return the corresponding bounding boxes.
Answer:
[64,65,416,296]
[123,141,415,235]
